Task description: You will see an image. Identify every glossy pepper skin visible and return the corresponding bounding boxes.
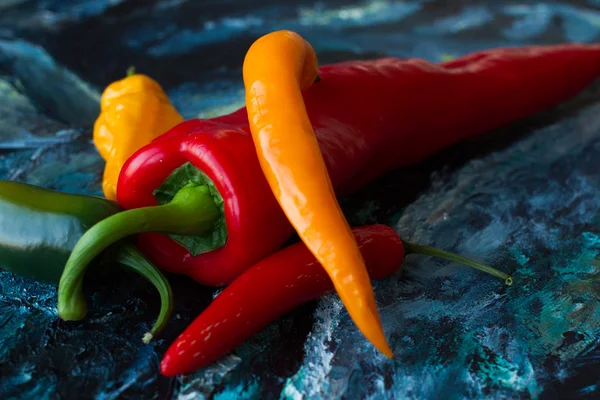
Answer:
[0,180,173,342]
[115,39,600,289]
[94,72,183,200]
[160,224,511,376]
[242,31,392,357]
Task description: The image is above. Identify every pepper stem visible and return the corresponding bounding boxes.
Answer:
[58,184,220,321]
[126,66,136,77]
[116,245,173,343]
[401,240,513,286]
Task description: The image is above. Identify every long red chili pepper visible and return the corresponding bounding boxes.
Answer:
[160,224,512,376]
[57,41,600,320]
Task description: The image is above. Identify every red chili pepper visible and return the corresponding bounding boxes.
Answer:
[159,224,511,376]
[57,42,600,320]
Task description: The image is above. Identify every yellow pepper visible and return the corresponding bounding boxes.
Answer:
[93,70,183,200]
[242,30,393,358]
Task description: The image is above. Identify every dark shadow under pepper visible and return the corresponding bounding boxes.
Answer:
[0,180,173,343]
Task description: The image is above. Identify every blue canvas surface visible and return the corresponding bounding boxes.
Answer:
[1,1,600,398]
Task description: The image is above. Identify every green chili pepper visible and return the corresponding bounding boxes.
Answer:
[0,180,173,343]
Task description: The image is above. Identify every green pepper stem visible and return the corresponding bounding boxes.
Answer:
[126,66,136,77]
[116,245,173,343]
[58,184,220,321]
[401,240,513,286]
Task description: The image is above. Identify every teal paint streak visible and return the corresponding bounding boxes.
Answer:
[509,247,530,268]
[506,229,600,392]
[214,379,260,400]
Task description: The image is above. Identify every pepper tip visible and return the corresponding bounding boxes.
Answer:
[56,299,88,322]
[126,66,136,77]
[142,332,153,344]
[160,355,179,377]
[379,343,394,359]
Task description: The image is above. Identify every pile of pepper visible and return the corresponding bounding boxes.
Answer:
[2,29,600,376]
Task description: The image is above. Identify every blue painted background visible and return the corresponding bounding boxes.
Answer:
[1,0,600,398]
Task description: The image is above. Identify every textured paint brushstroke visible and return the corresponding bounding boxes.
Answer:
[2,0,600,399]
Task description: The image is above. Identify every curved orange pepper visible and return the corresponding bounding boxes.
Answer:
[242,30,393,358]
[93,71,183,200]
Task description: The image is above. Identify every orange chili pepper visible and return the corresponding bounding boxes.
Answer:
[93,69,183,200]
[242,30,393,358]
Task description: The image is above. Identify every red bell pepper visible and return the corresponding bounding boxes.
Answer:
[160,224,511,376]
[57,43,600,320]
